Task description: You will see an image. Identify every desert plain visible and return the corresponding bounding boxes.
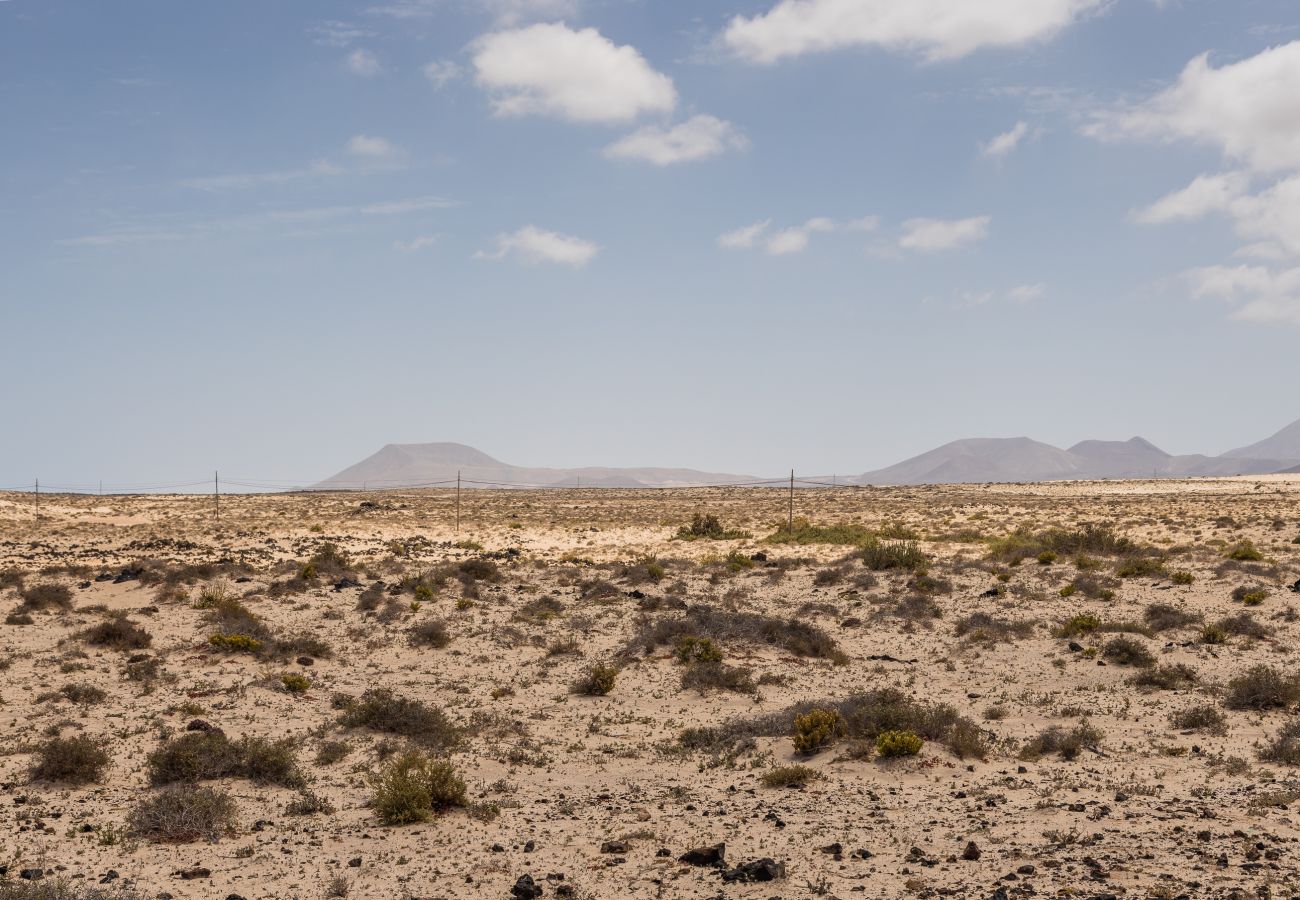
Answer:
[1,478,1299,899]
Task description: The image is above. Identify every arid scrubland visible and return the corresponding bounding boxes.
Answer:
[1,478,1299,899]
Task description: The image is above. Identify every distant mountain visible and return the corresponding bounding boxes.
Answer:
[315,442,758,489]
[858,425,1300,486]
[1223,417,1300,460]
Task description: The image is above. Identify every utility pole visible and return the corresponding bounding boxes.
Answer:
[455,470,461,534]
[34,478,39,520]
[214,471,220,529]
[788,469,794,532]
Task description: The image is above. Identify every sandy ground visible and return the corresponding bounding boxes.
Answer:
[1,479,1299,899]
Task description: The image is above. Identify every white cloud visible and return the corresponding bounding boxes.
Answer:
[395,235,440,252]
[982,121,1030,158]
[310,21,376,48]
[476,225,599,267]
[1007,282,1047,302]
[481,0,579,25]
[765,217,834,255]
[423,60,462,88]
[180,159,342,192]
[718,219,771,250]
[604,115,747,165]
[473,23,676,123]
[347,48,381,77]
[846,215,880,231]
[899,216,991,252]
[1088,42,1300,175]
[346,134,401,160]
[361,196,456,215]
[722,0,1106,64]
[1185,264,1300,325]
[1133,171,1250,224]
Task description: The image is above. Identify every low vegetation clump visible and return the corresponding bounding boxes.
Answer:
[409,618,451,648]
[1055,613,1101,638]
[1223,540,1264,562]
[1224,665,1300,710]
[766,518,875,547]
[988,524,1142,565]
[370,751,466,825]
[680,660,757,695]
[1058,573,1118,601]
[40,682,108,705]
[1170,704,1227,734]
[280,673,311,694]
[1143,603,1201,633]
[673,635,723,664]
[1215,612,1273,639]
[147,731,304,789]
[953,612,1034,643]
[1170,570,1195,585]
[1020,720,1103,761]
[1132,663,1198,690]
[859,538,929,572]
[793,708,841,755]
[675,513,748,541]
[129,784,237,843]
[626,604,841,661]
[337,688,459,749]
[1231,585,1269,606]
[875,729,924,758]
[208,633,263,654]
[77,615,152,650]
[18,582,74,612]
[1261,720,1300,766]
[0,880,146,899]
[684,688,986,761]
[1102,636,1155,667]
[1115,555,1167,578]
[29,734,111,784]
[572,663,618,696]
[760,764,821,788]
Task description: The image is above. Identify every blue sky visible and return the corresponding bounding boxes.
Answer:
[3,0,1300,487]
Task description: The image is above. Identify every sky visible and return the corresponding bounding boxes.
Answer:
[3,0,1300,488]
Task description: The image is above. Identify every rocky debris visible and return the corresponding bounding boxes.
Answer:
[961,841,981,861]
[721,858,785,883]
[511,874,543,898]
[679,843,725,867]
[174,867,210,880]
[599,840,628,854]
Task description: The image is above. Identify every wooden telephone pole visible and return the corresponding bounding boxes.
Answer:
[788,469,794,532]
[455,471,461,534]
[214,471,220,528]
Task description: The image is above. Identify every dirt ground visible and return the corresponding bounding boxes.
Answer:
[1,478,1299,899]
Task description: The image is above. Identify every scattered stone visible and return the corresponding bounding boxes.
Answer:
[511,874,543,899]
[721,858,785,883]
[679,843,725,867]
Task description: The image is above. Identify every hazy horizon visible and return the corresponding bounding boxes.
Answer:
[4,0,1300,486]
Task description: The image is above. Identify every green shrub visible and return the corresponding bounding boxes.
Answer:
[1020,720,1103,761]
[1261,720,1300,765]
[793,708,841,755]
[409,619,451,648]
[280,673,311,694]
[208,633,264,654]
[1056,614,1101,638]
[676,513,747,541]
[679,660,756,695]
[573,664,618,696]
[371,751,466,825]
[673,635,723,664]
[29,734,111,784]
[875,730,923,758]
[1231,585,1269,606]
[760,764,821,788]
[766,518,874,546]
[1115,556,1167,578]
[1170,704,1226,733]
[1199,623,1228,645]
[1170,570,1195,585]
[1036,550,1057,565]
[859,539,929,572]
[129,784,237,843]
[1224,540,1264,561]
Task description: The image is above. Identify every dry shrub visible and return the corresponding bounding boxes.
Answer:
[129,784,237,843]
[29,734,111,784]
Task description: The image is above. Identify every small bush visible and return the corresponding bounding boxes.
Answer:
[1224,665,1300,710]
[1132,663,1198,690]
[1056,613,1101,638]
[129,784,237,843]
[314,740,352,766]
[875,730,923,758]
[280,673,311,694]
[766,517,873,546]
[1261,720,1300,765]
[1170,570,1195,585]
[573,664,618,696]
[410,619,451,648]
[19,583,74,612]
[1231,585,1269,606]
[1170,704,1227,733]
[42,682,108,705]
[676,513,747,541]
[337,688,459,749]
[1143,603,1201,633]
[208,633,263,654]
[1215,612,1273,639]
[859,539,929,572]
[371,751,466,825]
[793,708,841,755]
[626,604,840,661]
[673,635,723,664]
[147,731,303,788]
[954,612,1033,643]
[1224,540,1264,562]
[1102,636,1155,668]
[761,764,821,788]
[1020,720,1103,761]
[680,660,756,695]
[1199,623,1227,645]
[77,616,152,650]
[29,734,111,784]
